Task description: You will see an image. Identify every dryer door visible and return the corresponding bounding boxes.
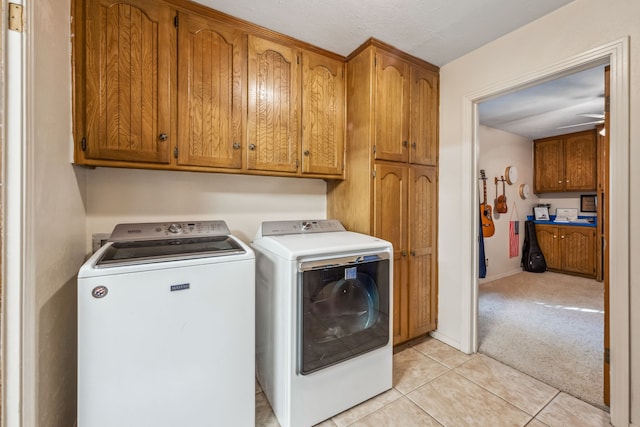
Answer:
[298,253,390,374]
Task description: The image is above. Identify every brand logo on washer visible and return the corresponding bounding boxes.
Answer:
[92,286,108,298]
[170,283,190,292]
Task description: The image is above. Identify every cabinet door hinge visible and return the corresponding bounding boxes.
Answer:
[604,347,610,364]
[372,145,377,154]
[372,169,376,179]
[604,95,610,113]
[297,55,300,65]
[174,15,179,28]
[9,3,24,33]
[81,137,87,151]
[295,159,299,168]
[173,146,178,158]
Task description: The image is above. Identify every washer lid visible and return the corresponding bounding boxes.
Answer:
[96,235,245,267]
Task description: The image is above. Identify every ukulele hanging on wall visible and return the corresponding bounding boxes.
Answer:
[495,176,508,214]
[479,170,495,237]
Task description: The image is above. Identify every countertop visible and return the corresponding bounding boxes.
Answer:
[527,215,597,227]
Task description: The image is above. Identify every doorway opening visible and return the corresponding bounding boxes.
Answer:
[463,38,630,427]
[475,63,607,409]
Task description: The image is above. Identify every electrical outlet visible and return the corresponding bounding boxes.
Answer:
[92,233,111,253]
[485,258,489,267]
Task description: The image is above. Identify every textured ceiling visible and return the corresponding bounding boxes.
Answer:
[478,64,607,140]
[195,0,573,66]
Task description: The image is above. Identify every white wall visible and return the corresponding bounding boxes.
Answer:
[85,168,327,250]
[478,125,539,281]
[30,2,88,426]
[438,0,639,423]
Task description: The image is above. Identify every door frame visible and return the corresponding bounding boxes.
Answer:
[462,38,630,426]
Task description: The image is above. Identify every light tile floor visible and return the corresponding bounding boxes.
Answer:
[256,336,611,427]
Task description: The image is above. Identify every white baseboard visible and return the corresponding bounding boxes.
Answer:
[428,330,464,352]
[479,268,523,284]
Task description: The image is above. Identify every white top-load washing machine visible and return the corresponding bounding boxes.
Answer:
[78,221,255,427]
[252,219,393,427]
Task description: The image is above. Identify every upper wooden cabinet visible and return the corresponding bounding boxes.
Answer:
[177,12,242,169]
[373,50,438,165]
[410,66,439,165]
[74,0,345,179]
[301,50,345,176]
[82,0,175,164]
[247,36,300,173]
[533,129,597,193]
[375,51,410,163]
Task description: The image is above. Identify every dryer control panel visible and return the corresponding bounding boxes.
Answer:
[109,220,231,242]
[259,219,346,237]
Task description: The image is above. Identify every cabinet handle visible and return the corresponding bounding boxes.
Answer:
[402,140,408,148]
[553,235,557,239]
[249,143,256,151]
[232,142,240,149]
[566,180,570,183]
[303,150,310,156]
[558,180,562,184]
[561,235,565,239]
[400,251,407,257]
[158,133,168,142]
[411,142,417,149]
[410,250,416,256]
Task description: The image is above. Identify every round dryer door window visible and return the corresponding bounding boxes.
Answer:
[299,257,390,374]
[310,273,379,341]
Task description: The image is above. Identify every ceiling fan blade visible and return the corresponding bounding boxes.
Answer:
[557,120,604,129]
[578,113,605,119]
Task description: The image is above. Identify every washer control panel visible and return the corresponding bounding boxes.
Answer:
[260,219,346,236]
[109,220,231,242]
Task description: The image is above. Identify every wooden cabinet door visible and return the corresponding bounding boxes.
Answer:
[534,138,563,193]
[177,13,242,168]
[408,166,437,337]
[374,51,410,163]
[300,50,345,176]
[409,67,438,166]
[373,163,408,344]
[84,0,174,164]
[564,130,597,191]
[535,225,559,270]
[560,226,596,276]
[247,35,300,173]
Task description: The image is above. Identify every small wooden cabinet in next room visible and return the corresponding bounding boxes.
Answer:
[535,224,596,278]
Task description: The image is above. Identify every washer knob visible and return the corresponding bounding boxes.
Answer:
[168,223,182,234]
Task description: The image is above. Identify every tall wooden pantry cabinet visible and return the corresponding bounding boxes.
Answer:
[327,39,439,345]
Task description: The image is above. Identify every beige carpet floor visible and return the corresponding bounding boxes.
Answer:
[478,271,605,409]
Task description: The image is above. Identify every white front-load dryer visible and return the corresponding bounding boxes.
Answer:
[252,219,393,427]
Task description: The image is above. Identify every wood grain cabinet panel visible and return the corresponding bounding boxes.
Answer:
[177,12,242,169]
[301,50,345,176]
[83,0,174,163]
[247,35,300,173]
[409,67,439,166]
[535,224,596,278]
[374,51,410,163]
[534,130,596,193]
[373,163,408,343]
[408,166,438,337]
